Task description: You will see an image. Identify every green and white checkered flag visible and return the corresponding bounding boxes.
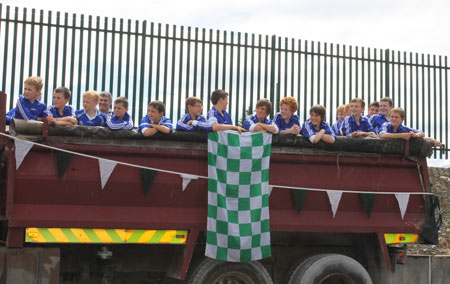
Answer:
[206,130,272,262]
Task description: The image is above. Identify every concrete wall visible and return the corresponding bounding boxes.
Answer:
[373,255,450,284]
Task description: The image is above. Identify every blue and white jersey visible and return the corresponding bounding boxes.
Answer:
[15,95,48,120]
[272,112,300,132]
[176,113,212,133]
[301,119,335,143]
[379,122,419,135]
[206,106,232,125]
[331,119,343,136]
[47,105,75,118]
[369,113,389,134]
[341,115,376,136]
[243,114,279,133]
[75,109,107,127]
[139,115,172,134]
[106,112,134,130]
[6,108,16,125]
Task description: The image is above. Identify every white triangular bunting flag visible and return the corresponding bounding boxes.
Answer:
[181,174,198,191]
[327,190,343,218]
[395,193,410,220]
[268,186,273,196]
[15,139,34,170]
[99,159,117,190]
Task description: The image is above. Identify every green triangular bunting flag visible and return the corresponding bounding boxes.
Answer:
[141,168,157,196]
[55,151,73,178]
[292,189,307,214]
[360,193,376,217]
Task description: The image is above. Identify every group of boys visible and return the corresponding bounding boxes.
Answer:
[6,77,247,137]
[7,77,115,128]
[330,97,441,146]
[7,76,441,147]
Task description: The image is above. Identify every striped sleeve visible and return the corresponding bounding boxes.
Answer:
[139,116,151,134]
[379,122,389,135]
[107,116,134,130]
[207,109,218,125]
[16,97,35,120]
[272,113,282,130]
[300,121,314,142]
[161,117,173,132]
[269,119,280,134]
[243,116,256,131]
[192,115,212,132]
[341,117,350,136]
[176,114,194,131]
[323,123,336,141]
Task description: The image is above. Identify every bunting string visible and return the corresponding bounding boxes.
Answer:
[0,132,436,197]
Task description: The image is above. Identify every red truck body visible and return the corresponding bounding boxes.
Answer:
[0,92,440,284]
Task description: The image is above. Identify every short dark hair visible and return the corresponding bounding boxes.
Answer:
[350,98,365,108]
[369,101,379,108]
[310,104,326,122]
[114,96,129,108]
[211,89,228,105]
[185,97,202,111]
[390,107,405,120]
[149,100,165,113]
[380,97,393,107]
[256,98,272,115]
[54,87,71,100]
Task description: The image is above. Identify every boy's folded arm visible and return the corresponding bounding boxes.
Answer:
[260,123,278,134]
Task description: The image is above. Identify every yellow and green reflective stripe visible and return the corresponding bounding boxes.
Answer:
[384,233,419,244]
[25,228,188,244]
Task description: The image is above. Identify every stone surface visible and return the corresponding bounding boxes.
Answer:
[409,167,450,256]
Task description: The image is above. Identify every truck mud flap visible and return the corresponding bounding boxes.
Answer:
[420,195,442,245]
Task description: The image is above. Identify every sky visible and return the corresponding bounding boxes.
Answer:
[2,0,449,57]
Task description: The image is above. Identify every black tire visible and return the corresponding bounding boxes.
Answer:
[187,257,273,284]
[287,254,373,284]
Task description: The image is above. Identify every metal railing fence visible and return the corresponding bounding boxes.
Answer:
[0,4,448,158]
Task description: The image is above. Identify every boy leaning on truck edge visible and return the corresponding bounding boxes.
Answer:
[139,100,173,137]
[6,78,443,146]
[47,87,77,126]
[176,90,246,134]
[14,76,48,121]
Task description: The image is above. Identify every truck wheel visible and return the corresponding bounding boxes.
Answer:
[287,254,373,284]
[188,257,273,284]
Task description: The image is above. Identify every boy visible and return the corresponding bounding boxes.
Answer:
[75,91,107,127]
[176,97,211,132]
[99,91,113,115]
[341,98,376,137]
[301,105,335,144]
[15,76,48,121]
[106,97,134,130]
[366,101,379,119]
[47,87,77,126]
[206,89,246,133]
[379,107,441,146]
[243,98,279,133]
[331,104,345,136]
[369,97,393,134]
[272,96,300,134]
[343,104,351,117]
[139,100,172,136]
